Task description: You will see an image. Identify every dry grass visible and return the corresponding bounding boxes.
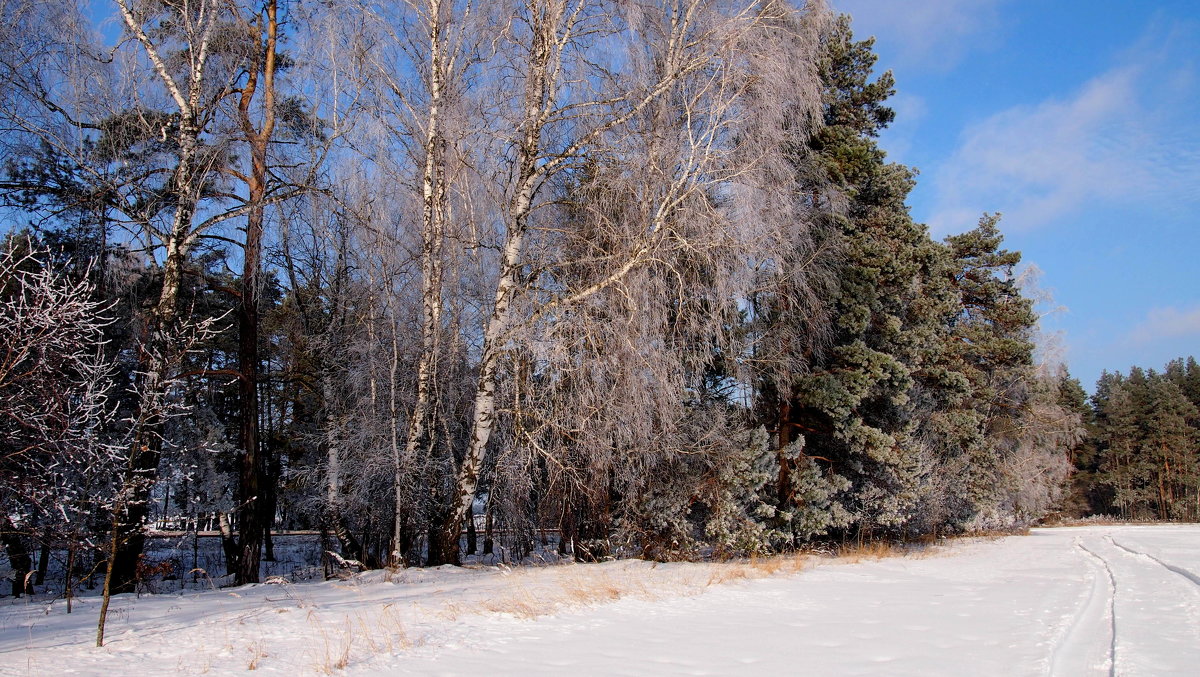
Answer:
[435,600,470,621]
[833,539,908,564]
[246,640,267,670]
[307,602,417,673]
[375,604,415,651]
[481,595,544,620]
[473,570,644,620]
[702,551,809,586]
[705,564,749,587]
[309,613,355,674]
[560,571,628,605]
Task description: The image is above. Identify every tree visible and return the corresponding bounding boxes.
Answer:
[780,14,949,539]
[1093,366,1198,521]
[0,236,114,597]
[228,0,280,586]
[353,0,482,566]
[1142,377,1198,519]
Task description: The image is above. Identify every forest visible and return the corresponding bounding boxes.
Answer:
[1,0,1196,612]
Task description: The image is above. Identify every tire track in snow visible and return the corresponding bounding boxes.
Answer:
[1106,533,1200,670]
[1096,532,1200,675]
[1107,536,1200,591]
[1070,540,1117,677]
[1048,538,1112,677]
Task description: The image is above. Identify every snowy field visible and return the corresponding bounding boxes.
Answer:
[1,524,1197,676]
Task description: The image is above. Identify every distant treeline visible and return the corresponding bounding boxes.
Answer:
[1062,357,1200,522]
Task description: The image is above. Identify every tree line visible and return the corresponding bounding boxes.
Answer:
[1062,357,1200,522]
[0,0,1174,612]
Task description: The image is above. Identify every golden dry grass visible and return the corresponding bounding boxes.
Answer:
[701,551,810,586]
[305,603,418,674]
[559,571,627,605]
[832,539,908,563]
[481,595,544,619]
[245,640,268,670]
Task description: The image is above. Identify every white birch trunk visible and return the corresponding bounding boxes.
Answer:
[450,0,715,540]
[403,0,449,480]
[324,375,342,519]
[390,311,404,565]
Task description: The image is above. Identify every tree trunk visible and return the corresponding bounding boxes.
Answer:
[218,511,240,577]
[777,398,794,507]
[109,418,168,595]
[440,19,548,565]
[400,0,452,564]
[235,0,279,587]
[109,0,218,599]
[109,116,201,594]
[483,506,494,556]
[0,517,32,597]
[97,509,120,646]
[426,503,461,566]
[389,312,406,566]
[466,505,477,556]
[35,538,49,586]
[65,543,75,614]
[322,371,364,560]
[262,453,280,562]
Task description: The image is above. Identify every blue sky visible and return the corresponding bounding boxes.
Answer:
[833,0,1200,390]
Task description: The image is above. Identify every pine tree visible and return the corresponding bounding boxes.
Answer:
[1142,376,1198,519]
[927,215,1043,529]
[1090,362,1200,520]
[1058,371,1105,517]
[776,15,956,539]
[1097,371,1154,518]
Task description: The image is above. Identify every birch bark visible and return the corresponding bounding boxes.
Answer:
[438,0,719,563]
[106,0,219,597]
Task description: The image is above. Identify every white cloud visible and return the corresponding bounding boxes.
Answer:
[876,92,927,163]
[1128,306,1200,345]
[926,30,1200,236]
[833,0,1009,70]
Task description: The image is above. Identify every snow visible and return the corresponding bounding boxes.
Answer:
[2,525,1198,675]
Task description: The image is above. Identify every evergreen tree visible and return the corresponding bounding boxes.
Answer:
[1141,377,1199,519]
[1088,361,1200,521]
[1097,370,1153,518]
[1058,371,1105,517]
[926,215,1047,529]
[768,15,958,539]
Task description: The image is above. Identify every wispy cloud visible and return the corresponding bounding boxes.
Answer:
[926,25,1200,235]
[834,0,1010,70]
[1128,306,1200,345]
[876,92,927,164]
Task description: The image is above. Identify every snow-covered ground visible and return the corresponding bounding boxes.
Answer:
[1,524,1197,676]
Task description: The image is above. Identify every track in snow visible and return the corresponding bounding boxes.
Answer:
[1084,529,1200,677]
[1109,536,1200,589]
[1050,538,1116,677]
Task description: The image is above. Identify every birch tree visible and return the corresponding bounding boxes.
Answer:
[423,0,830,563]
[355,0,482,565]
[522,0,831,557]
[104,0,238,592]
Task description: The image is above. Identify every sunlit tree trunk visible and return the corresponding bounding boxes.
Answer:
[234,0,281,587]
